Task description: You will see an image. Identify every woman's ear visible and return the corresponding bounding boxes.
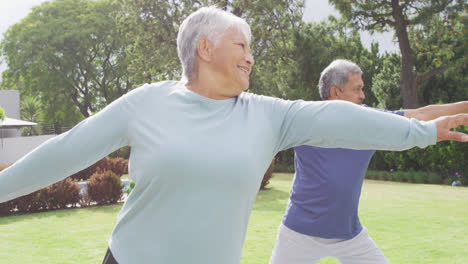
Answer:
[197,37,214,62]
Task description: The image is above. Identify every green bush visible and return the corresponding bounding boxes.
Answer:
[369,126,468,178]
[413,171,428,184]
[366,170,449,185]
[460,177,467,186]
[391,171,405,182]
[427,173,442,184]
[274,149,295,173]
[444,176,457,185]
[376,171,388,181]
[365,170,375,179]
[402,171,416,182]
[124,181,135,196]
[273,163,295,173]
[0,106,5,120]
[384,171,393,181]
[108,146,131,159]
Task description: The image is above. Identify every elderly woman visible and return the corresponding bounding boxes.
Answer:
[0,6,467,264]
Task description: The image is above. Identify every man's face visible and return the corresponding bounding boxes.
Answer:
[210,28,254,97]
[333,72,365,105]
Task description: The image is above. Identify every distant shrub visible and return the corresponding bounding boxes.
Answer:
[413,171,428,184]
[274,163,295,173]
[444,176,457,185]
[391,171,405,182]
[108,146,131,159]
[87,169,123,205]
[0,178,81,215]
[107,146,131,160]
[427,173,442,184]
[0,189,45,215]
[364,171,373,179]
[0,200,15,215]
[379,171,393,181]
[367,170,449,185]
[369,127,468,176]
[367,170,381,180]
[402,171,415,183]
[460,177,467,186]
[12,191,44,213]
[46,178,81,209]
[70,157,110,181]
[274,149,294,173]
[375,171,387,181]
[109,157,128,176]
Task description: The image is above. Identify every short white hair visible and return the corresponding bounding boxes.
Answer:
[318,59,362,100]
[177,6,252,81]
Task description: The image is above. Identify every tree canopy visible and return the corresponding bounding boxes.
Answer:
[117,0,305,91]
[330,0,465,108]
[1,0,133,122]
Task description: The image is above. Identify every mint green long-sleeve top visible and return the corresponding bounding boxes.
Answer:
[0,81,436,264]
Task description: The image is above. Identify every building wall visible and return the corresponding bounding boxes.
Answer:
[0,135,55,165]
[0,90,21,137]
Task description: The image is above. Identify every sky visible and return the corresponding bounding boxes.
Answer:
[0,0,398,80]
[302,0,398,53]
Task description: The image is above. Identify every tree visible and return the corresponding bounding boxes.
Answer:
[0,0,133,121]
[0,105,5,121]
[116,0,186,84]
[117,0,306,90]
[330,0,465,108]
[263,16,383,103]
[411,14,467,105]
[20,96,43,136]
[371,53,402,110]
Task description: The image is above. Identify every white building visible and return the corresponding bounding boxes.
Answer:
[0,90,53,164]
[0,90,21,138]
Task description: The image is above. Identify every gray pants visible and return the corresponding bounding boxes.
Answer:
[269,223,390,264]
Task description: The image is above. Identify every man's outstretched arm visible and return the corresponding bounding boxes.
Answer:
[404,101,468,121]
[435,113,468,142]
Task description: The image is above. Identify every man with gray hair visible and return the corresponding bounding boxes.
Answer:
[269,59,468,264]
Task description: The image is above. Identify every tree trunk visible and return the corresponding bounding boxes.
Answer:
[400,67,419,109]
[391,0,419,109]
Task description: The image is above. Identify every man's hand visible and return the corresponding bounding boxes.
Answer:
[435,114,468,142]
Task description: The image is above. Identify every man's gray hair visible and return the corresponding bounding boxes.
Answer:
[177,6,252,81]
[318,59,362,100]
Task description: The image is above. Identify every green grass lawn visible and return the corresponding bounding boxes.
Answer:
[0,173,467,264]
